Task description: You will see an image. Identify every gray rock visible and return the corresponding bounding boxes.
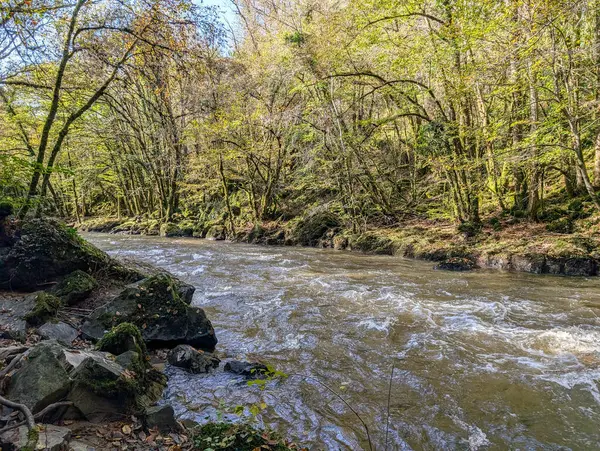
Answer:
[224,360,269,379]
[69,440,96,451]
[5,340,166,424]
[564,258,597,276]
[6,341,71,413]
[0,424,71,451]
[81,274,217,350]
[143,405,180,433]
[511,254,545,274]
[167,345,220,374]
[39,321,79,345]
[0,295,35,341]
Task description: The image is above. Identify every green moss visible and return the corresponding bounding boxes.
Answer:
[546,218,574,234]
[160,223,182,237]
[349,232,395,255]
[24,292,63,326]
[53,270,97,305]
[97,322,147,357]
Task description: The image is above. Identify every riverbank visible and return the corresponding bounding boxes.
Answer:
[77,215,600,277]
[0,215,301,450]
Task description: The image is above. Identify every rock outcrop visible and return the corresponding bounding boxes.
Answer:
[0,218,141,291]
[82,274,217,350]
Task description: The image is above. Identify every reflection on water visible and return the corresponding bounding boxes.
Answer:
[86,233,600,450]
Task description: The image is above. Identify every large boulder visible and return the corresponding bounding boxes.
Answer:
[81,274,217,350]
[51,270,97,305]
[0,218,141,291]
[167,344,220,374]
[6,341,71,413]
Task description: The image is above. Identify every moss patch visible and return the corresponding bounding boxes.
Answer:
[24,292,63,326]
[97,322,147,357]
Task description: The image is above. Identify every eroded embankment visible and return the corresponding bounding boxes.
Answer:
[78,215,600,276]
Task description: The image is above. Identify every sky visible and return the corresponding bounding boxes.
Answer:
[194,0,238,27]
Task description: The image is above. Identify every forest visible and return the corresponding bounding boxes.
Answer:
[2,0,600,251]
[3,2,600,449]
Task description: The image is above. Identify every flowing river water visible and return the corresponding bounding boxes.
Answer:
[85,233,600,450]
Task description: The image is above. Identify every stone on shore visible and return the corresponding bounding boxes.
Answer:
[167,344,220,374]
[0,218,142,291]
[38,321,79,345]
[143,405,180,433]
[224,360,269,379]
[81,274,217,350]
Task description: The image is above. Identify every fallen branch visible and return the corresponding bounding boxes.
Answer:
[0,401,74,434]
[0,350,29,378]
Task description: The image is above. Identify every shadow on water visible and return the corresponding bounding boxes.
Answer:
[85,233,600,450]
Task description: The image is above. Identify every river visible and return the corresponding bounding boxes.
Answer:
[85,233,600,450]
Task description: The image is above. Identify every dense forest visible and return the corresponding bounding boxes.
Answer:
[3,0,600,239]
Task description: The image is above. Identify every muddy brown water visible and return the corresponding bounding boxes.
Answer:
[85,233,600,450]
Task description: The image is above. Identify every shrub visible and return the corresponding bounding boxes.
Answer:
[546,218,574,234]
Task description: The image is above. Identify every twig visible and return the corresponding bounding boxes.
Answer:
[0,350,28,378]
[384,363,395,451]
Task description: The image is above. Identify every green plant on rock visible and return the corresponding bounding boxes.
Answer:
[191,422,296,451]
[97,322,148,357]
[24,292,63,326]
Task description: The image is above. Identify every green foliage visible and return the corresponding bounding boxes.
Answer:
[191,422,296,451]
[546,218,574,234]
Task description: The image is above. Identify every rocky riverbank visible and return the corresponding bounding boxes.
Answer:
[77,214,600,277]
[0,213,301,450]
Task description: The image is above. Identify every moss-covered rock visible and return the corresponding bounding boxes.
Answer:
[291,211,340,246]
[0,218,141,291]
[160,223,183,237]
[97,322,147,357]
[51,270,97,305]
[23,292,63,326]
[82,274,217,350]
[206,225,226,240]
[348,232,395,255]
[546,218,574,234]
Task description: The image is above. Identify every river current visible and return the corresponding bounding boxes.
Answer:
[85,233,600,450]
